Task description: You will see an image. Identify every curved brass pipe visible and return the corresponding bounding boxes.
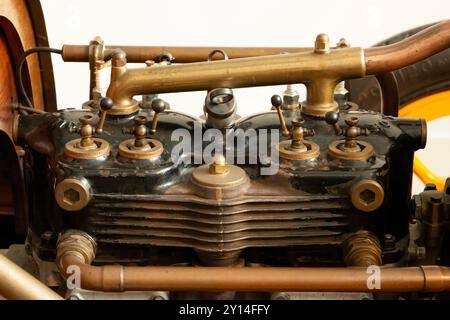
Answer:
[0,254,63,300]
[106,47,366,116]
[104,20,450,116]
[58,254,450,293]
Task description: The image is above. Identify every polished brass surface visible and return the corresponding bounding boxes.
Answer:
[314,33,331,54]
[55,178,92,211]
[350,179,385,212]
[191,163,249,200]
[0,254,62,300]
[343,231,382,267]
[108,50,139,115]
[106,46,365,117]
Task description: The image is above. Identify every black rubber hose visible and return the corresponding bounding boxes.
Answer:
[16,47,62,109]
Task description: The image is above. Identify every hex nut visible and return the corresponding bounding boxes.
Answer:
[351,180,385,212]
[55,178,92,211]
[209,155,229,175]
[315,33,330,54]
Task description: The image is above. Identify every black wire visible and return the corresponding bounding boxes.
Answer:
[16,47,62,109]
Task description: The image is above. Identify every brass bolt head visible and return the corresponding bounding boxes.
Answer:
[209,155,228,174]
[315,33,330,54]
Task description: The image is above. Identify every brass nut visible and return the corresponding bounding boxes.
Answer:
[315,33,330,54]
[351,179,385,212]
[209,155,229,175]
[55,178,92,211]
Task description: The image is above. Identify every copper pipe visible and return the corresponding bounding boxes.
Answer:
[58,254,450,293]
[0,254,63,300]
[62,21,450,69]
[366,20,450,74]
[62,45,312,63]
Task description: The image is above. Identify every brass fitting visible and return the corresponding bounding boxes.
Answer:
[69,115,96,150]
[288,118,315,152]
[315,33,331,54]
[325,112,374,161]
[106,41,365,117]
[56,230,96,272]
[209,155,229,175]
[65,115,111,159]
[350,179,385,212]
[119,115,164,160]
[272,95,320,161]
[343,231,382,267]
[55,177,92,211]
[107,49,139,116]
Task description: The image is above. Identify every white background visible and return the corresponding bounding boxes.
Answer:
[40,0,450,192]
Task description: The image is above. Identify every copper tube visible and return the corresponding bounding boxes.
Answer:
[366,20,450,74]
[62,45,312,63]
[59,254,450,293]
[0,254,63,300]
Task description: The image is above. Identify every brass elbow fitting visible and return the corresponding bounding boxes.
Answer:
[56,230,96,274]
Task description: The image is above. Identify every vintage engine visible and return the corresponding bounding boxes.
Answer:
[20,90,425,269]
[4,23,450,300]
